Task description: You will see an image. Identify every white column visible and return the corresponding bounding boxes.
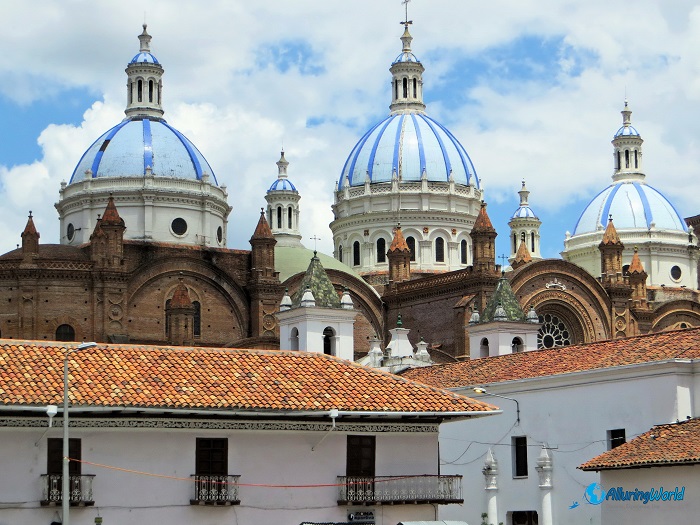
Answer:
[483,448,498,525]
[535,445,554,525]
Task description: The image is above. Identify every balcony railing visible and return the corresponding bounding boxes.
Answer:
[338,474,463,505]
[190,475,241,505]
[40,474,95,506]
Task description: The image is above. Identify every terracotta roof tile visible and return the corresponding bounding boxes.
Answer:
[0,341,497,416]
[600,217,622,245]
[251,210,273,240]
[22,213,38,237]
[388,226,410,253]
[514,240,532,264]
[472,202,495,232]
[402,327,700,388]
[580,418,700,471]
[100,196,125,226]
[628,247,646,274]
[170,280,192,308]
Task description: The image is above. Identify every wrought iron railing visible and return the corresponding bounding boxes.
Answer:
[337,474,463,505]
[190,475,241,505]
[40,474,95,506]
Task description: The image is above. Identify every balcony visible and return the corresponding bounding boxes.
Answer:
[337,474,463,505]
[190,475,241,505]
[40,474,95,506]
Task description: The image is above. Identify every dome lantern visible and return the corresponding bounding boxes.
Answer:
[125,24,164,119]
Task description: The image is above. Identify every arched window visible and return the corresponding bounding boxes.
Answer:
[461,239,468,264]
[531,232,535,253]
[129,82,133,104]
[513,233,517,254]
[413,78,417,98]
[376,238,386,263]
[634,150,638,168]
[512,337,523,353]
[625,149,630,168]
[268,207,272,227]
[323,326,335,355]
[402,77,408,98]
[521,231,526,243]
[394,80,399,100]
[338,245,343,263]
[277,206,282,229]
[480,338,489,358]
[353,241,361,266]
[435,237,445,262]
[406,236,416,262]
[288,207,293,229]
[148,80,154,102]
[55,324,75,342]
[290,327,299,351]
[616,151,621,170]
[137,79,143,102]
[193,301,201,337]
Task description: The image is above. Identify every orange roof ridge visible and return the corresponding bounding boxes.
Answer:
[388,225,410,252]
[251,209,273,240]
[601,216,622,245]
[473,202,495,231]
[628,246,645,274]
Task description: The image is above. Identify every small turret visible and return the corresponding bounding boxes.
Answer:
[21,211,40,259]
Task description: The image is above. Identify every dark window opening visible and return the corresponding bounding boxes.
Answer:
[217,226,223,243]
[353,241,360,266]
[511,510,538,525]
[290,327,299,351]
[171,218,187,236]
[277,206,282,229]
[607,428,626,450]
[480,338,489,358]
[671,265,682,281]
[67,223,75,242]
[531,232,535,253]
[634,150,638,168]
[346,435,375,477]
[402,77,408,98]
[512,337,523,353]
[193,301,201,337]
[148,80,154,102]
[55,324,75,342]
[287,207,292,229]
[513,233,517,254]
[268,208,272,228]
[165,299,171,335]
[512,436,528,477]
[407,236,416,262]
[625,149,630,168]
[196,438,228,477]
[129,82,133,104]
[461,239,468,264]
[394,80,398,100]
[616,151,621,170]
[48,438,81,477]
[435,237,445,262]
[137,79,143,102]
[338,245,343,263]
[323,326,335,355]
[413,78,417,98]
[376,238,386,263]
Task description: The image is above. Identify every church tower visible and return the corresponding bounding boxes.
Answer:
[265,151,303,248]
[508,180,542,265]
[124,25,164,119]
[471,203,498,275]
[20,212,39,262]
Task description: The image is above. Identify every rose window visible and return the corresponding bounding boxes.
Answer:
[537,313,571,349]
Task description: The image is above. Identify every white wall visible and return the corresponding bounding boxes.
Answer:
[0,418,442,525]
[436,362,696,525]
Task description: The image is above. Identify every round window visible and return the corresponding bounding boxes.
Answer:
[66,223,75,242]
[171,218,187,236]
[217,226,223,243]
[670,265,682,282]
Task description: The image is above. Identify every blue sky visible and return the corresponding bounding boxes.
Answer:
[1,0,699,261]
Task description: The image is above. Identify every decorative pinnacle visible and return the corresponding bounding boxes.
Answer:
[138,24,152,53]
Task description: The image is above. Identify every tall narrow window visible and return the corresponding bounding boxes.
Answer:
[338,245,343,263]
[607,428,626,450]
[616,151,621,170]
[413,78,417,98]
[288,207,292,229]
[435,237,445,262]
[45,438,82,504]
[148,80,154,102]
[268,208,272,227]
[346,435,375,477]
[402,77,408,98]
[165,299,171,335]
[353,241,360,266]
[376,238,386,263]
[512,436,528,477]
[290,327,299,351]
[634,150,638,168]
[394,80,399,100]
[460,239,468,264]
[406,236,416,262]
[531,232,535,253]
[129,82,133,104]
[56,324,75,342]
[277,206,282,229]
[480,338,489,358]
[196,438,228,478]
[323,326,335,355]
[193,301,201,337]
[137,79,143,102]
[513,233,517,254]
[625,149,630,168]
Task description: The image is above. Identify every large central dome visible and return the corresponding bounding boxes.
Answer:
[339,113,477,187]
[331,23,484,280]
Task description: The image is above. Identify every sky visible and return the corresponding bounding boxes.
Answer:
[1,0,700,260]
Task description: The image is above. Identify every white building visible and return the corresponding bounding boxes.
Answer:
[402,327,700,525]
[0,339,497,525]
[580,417,700,525]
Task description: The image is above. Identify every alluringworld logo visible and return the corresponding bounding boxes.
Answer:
[583,482,685,505]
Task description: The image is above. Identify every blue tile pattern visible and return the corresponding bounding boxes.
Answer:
[130,52,160,64]
[268,179,297,192]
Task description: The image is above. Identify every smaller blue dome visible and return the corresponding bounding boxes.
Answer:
[130,52,159,64]
[268,179,297,192]
[393,51,419,64]
[512,206,537,219]
[615,125,640,137]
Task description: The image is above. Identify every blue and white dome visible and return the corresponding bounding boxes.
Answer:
[614,124,639,137]
[339,113,478,188]
[268,178,297,192]
[130,52,159,64]
[512,205,537,219]
[69,117,218,185]
[573,181,686,235]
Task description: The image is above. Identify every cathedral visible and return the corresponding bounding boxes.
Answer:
[2,23,699,360]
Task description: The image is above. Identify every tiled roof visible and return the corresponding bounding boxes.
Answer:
[480,274,526,323]
[251,210,273,240]
[580,418,700,471]
[600,218,622,245]
[100,196,125,226]
[170,280,192,308]
[0,340,497,416]
[472,202,495,232]
[388,226,410,253]
[628,247,646,274]
[402,327,700,388]
[21,213,38,237]
[514,240,532,264]
[292,254,341,308]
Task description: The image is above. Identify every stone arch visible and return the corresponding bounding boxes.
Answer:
[47,315,84,343]
[510,259,612,343]
[651,300,700,332]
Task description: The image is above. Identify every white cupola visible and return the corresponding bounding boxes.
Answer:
[265,151,303,248]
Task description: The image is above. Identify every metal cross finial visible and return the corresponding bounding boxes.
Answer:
[401,0,413,27]
[310,235,321,251]
[498,254,509,266]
